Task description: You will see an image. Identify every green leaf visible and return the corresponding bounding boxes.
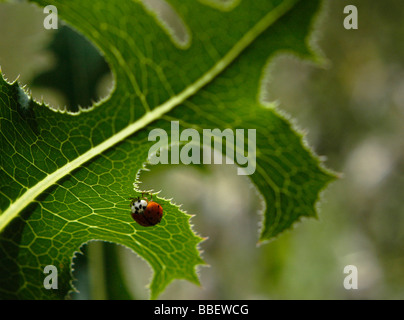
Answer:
[0,0,335,299]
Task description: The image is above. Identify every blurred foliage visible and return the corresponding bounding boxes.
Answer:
[0,0,402,299]
[31,25,111,112]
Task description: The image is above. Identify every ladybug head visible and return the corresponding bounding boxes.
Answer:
[130,197,148,215]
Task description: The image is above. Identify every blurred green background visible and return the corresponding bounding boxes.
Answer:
[0,0,403,299]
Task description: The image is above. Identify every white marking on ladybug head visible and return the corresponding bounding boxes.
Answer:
[131,199,148,214]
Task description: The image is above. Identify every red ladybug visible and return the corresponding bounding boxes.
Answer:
[129,193,163,227]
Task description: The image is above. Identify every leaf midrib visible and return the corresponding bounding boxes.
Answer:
[0,0,297,232]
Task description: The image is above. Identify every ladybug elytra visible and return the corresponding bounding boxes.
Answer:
[129,193,163,227]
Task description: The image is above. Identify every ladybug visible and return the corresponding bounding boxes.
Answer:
[129,193,163,227]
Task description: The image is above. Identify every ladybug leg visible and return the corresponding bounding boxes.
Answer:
[141,192,150,204]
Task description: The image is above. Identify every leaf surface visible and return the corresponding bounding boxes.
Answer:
[0,0,335,299]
